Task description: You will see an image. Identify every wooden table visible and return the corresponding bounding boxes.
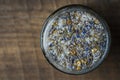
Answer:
[0,0,119,80]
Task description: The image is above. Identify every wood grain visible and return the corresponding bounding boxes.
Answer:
[0,0,120,80]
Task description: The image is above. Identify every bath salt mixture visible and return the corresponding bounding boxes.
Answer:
[42,8,108,72]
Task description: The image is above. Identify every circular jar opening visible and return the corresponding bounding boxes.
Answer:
[40,5,111,75]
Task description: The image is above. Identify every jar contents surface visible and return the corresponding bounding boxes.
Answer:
[42,8,108,73]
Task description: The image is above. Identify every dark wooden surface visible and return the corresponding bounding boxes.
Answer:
[0,0,120,80]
